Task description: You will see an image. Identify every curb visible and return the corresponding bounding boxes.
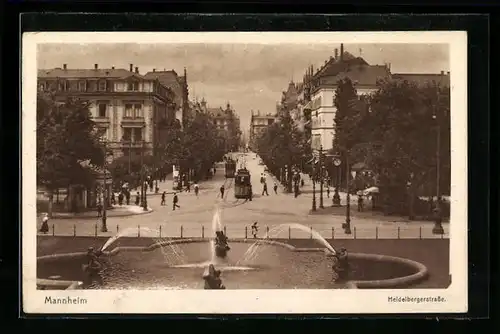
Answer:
[36,238,428,290]
[47,207,154,220]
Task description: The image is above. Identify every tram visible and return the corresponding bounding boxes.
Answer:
[224,158,236,178]
[234,168,252,200]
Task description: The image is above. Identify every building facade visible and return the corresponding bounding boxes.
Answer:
[249,110,277,150]
[208,103,241,151]
[37,63,178,160]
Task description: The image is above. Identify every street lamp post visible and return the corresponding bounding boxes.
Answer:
[319,145,324,209]
[432,107,444,235]
[311,158,317,211]
[332,156,341,206]
[101,140,113,233]
[140,141,148,211]
[341,152,352,234]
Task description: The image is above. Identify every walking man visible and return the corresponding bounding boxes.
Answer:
[194,183,199,197]
[40,213,49,234]
[161,191,166,206]
[327,186,330,198]
[357,194,364,212]
[173,193,180,211]
[251,222,259,239]
[262,182,269,196]
[135,191,140,206]
[220,185,225,198]
[273,182,278,195]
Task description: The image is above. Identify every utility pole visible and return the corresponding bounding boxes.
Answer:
[312,156,317,211]
[141,141,148,211]
[319,145,324,209]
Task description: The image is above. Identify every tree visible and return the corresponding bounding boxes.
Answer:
[256,105,306,192]
[333,78,451,217]
[37,93,104,216]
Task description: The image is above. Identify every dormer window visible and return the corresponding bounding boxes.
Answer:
[98,80,107,91]
[127,81,139,91]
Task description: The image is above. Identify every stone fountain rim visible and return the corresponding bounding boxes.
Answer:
[36,238,428,289]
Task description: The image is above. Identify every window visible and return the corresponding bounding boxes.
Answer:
[98,80,107,91]
[268,119,274,125]
[58,81,67,91]
[127,81,139,91]
[98,103,107,117]
[125,104,134,118]
[123,128,132,141]
[78,81,86,92]
[133,128,142,142]
[134,104,143,118]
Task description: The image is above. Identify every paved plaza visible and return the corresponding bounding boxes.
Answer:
[37,152,449,240]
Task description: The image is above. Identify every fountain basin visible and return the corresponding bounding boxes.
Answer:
[37,239,428,290]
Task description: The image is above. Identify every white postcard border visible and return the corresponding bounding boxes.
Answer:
[22,31,468,314]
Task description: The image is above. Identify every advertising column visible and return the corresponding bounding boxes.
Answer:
[172,164,180,190]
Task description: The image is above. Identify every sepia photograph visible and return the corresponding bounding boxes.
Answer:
[22,31,467,314]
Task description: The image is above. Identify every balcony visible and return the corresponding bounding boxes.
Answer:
[121,116,145,126]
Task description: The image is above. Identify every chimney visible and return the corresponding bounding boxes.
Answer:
[130,64,133,72]
[111,66,115,69]
[63,64,67,70]
[94,64,98,70]
[135,67,139,74]
[340,43,344,62]
[441,70,444,75]
[334,48,339,59]
[447,71,450,75]
[153,68,156,72]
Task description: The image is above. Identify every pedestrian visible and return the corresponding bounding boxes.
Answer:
[251,222,259,239]
[194,183,199,197]
[40,213,49,234]
[273,182,278,195]
[173,193,180,210]
[294,184,299,198]
[111,192,116,205]
[125,191,130,205]
[220,185,225,198]
[135,191,140,206]
[326,187,330,198]
[262,182,269,196]
[118,192,124,206]
[96,202,103,217]
[161,191,166,206]
[186,181,191,193]
[357,194,364,212]
[260,174,265,184]
[249,184,253,201]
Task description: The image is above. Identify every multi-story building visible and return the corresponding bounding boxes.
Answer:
[37,63,179,212]
[249,110,277,150]
[143,67,191,127]
[207,103,241,151]
[305,44,392,153]
[37,63,178,160]
[300,44,451,154]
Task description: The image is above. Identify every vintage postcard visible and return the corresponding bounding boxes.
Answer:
[22,31,467,314]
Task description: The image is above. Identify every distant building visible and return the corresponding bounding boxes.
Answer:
[37,63,177,160]
[249,110,277,150]
[207,102,241,151]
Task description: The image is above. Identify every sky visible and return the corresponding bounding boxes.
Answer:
[38,43,449,134]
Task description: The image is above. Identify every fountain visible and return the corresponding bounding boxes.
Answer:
[37,216,431,290]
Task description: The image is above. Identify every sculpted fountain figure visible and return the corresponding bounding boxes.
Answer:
[214,230,230,259]
[82,247,104,286]
[330,247,349,283]
[202,264,226,289]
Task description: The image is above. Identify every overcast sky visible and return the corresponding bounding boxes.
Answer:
[38,43,449,133]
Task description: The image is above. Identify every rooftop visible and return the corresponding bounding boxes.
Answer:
[38,68,142,79]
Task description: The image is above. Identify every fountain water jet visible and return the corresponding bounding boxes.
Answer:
[237,223,336,265]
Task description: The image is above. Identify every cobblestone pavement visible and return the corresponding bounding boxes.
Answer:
[36,152,449,240]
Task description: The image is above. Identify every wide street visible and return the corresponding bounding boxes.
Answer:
[39,152,449,240]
